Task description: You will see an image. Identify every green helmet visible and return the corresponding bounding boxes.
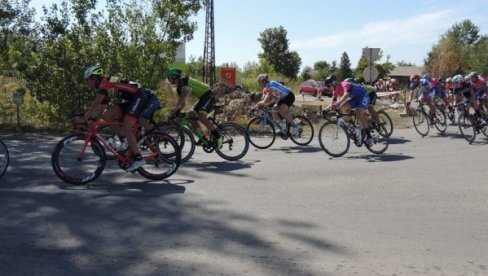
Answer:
[84,64,105,79]
[165,67,182,78]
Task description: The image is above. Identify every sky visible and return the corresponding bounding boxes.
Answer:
[30,0,488,70]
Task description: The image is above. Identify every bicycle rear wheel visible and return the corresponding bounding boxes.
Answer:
[289,115,314,146]
[413,109,430,137]
[434,107,447,134]
[137,131,181,181]
[318,122,350,157]
[246,117,276,149]
[377,110,393,137]
[51,134,106,185]
[458,113,476,143]
[365,124,389,154]
[0,139,9,179]
[215,123,249,161]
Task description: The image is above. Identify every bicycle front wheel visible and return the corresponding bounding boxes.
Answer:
[365,124,389,154]
[318,122,350,157]
[246,117,276,149]
[458,113,476,143]
[160,124,195,163]
[215,123,249,161]
[290,115,314,146]
[51,134,106,185]
[137,131,181,181]
[0,139,9,178]
[377,110,394,137]
[434,107,447,134]
[413,109,430,137]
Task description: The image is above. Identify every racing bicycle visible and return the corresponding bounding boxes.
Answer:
[318,109,389,157]
[52,118,181,185]
[246,106,314,149]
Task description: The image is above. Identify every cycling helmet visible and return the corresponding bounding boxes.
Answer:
[438,78,444,84]
[420,78,430,87]
[256,73,268,82]
[467,71,479,79]
[452,74,464,83]
[165,67,182,78]
[410,74,420,81]
[324,75,337,85]
[84,64,105,79]
[421,73,431,80]
[445,77,452,83]
[344,77,354,83]
[430,77,438,86]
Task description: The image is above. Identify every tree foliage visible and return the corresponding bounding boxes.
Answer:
[424,19,488,77]
[338,52,353,81]
[1,0,203,124]
[257,26,301,79]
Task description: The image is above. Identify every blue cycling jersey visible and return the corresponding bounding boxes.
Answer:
[266,80,292,99]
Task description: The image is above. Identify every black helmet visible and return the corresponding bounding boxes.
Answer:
[324,75,337,85]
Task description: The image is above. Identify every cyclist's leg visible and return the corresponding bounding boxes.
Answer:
[139,96,161,130]
[278,93,295,125]
[367,92,379,121]
[102,104,123,137]
[122,92,147,170]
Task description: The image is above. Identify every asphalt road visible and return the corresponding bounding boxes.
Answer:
[0,124,487,275]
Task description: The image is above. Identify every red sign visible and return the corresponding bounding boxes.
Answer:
[220,67,237,88]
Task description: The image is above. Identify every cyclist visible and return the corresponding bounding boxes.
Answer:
[254,73,298,136]
[406,74,421,116]
[165,67,222,147]
[81,64,148,172]
[325,75,373,146]
[344,78,380,123]
[467,71,488,111]
[431,78,450,111]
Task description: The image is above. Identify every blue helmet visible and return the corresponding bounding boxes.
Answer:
[420,78,430,87]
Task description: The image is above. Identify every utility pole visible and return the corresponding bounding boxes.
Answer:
[202,0,216,86]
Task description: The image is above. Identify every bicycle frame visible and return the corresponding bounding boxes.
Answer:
[77,120,158,163]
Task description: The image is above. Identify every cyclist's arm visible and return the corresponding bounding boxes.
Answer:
[83,93,106,121]
[174,87,189,112]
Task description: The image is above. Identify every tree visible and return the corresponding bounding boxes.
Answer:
[257,26,301,79]
[338,52,353,81]
[312,60,330,80]
[396,60,416,66]
[300,66,312,81]
[424,19,483,77]
[5,0,203,123]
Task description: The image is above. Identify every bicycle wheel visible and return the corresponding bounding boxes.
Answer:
[412,108,430,137]
[215,122,249,161]
[96,124,116,160]
[377,110,394,137]
[289,115,314,146]
[318,122,350,157]
[51,134,106,185]
[365,124,389,154]
[458,113,476,143]
[246,117,276,149]
[446,107,456,124]
[434,107,447,134]
[137,131,181,181]
[160,124,195,163]
[0,139,9,179]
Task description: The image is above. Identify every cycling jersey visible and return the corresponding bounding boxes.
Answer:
[177,77,211,98]
[98,77,147,118]
[340,82,369,109]
[266,80,293,99]
[472,76,486,90]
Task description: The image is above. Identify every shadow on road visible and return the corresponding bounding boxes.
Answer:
[345,153,415,162]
